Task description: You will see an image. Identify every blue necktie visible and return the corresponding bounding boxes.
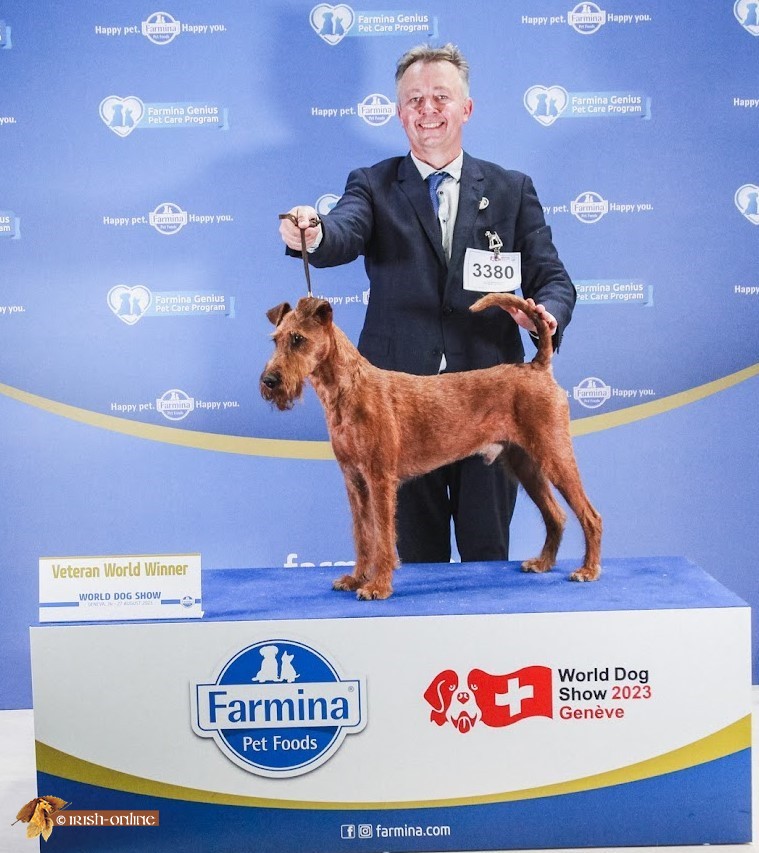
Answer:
[427,171,449,216]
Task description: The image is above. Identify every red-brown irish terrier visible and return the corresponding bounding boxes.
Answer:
[261,293,602,600]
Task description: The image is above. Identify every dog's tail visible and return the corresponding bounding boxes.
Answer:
[470,293,552,368]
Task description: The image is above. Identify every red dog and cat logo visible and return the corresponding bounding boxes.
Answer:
[424,666,553,733]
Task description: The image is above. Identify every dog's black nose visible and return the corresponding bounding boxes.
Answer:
[261,372,280,390]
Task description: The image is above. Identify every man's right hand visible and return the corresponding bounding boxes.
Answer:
[279,205,322,251]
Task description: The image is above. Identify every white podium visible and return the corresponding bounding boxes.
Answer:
[30,557,752,851]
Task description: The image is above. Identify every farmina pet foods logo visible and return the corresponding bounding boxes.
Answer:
[94,11,226,42]
[572,377,655,409]
[102,202,234,234]
[309,4,436,44]
[573,377,612,409]
[524,85,650,125]
[563,191,653,222]
[192,639,366,777]
[99,96,229,136]
[149,202,188,234]
[141,11,181,44]
[520,5,651,33]
[567,4,652,34]
[310,93,396,124]
[735,0,759,35]
[570,191,609,223]
[110,388,240,417]
[568,2,606,33]
[735,184,759,224]
[156,389,195,420]
[358,93,396,126]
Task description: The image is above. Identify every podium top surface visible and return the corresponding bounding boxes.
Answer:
[197,556,746,624]
[33,557,747,628]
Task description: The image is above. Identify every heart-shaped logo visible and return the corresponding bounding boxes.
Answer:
[523,85,569,126]
[99,96,145,137]
[309,4,355,45]
[734,0,759,35]
[107,285,152,325]
[735,184,759,224]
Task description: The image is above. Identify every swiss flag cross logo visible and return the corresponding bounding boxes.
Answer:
[424,666,553,733]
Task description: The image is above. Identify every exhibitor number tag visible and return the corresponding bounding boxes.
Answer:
[463,248,521,293]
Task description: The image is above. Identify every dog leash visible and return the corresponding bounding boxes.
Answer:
[279,212,320,298]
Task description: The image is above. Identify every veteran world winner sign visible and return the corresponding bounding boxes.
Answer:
[38,553,202,622]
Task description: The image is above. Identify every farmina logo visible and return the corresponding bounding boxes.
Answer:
[192,639,366,777]
[568,2,606,34]
[357,93,396,126]
[141,11,181,44]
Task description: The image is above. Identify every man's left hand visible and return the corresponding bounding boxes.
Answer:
[506,302,558,337]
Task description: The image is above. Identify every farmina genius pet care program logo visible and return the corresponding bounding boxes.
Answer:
[192,639,366,777]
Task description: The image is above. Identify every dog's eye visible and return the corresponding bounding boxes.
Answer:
[290,333,305,348]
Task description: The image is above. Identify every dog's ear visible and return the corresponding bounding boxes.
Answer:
[266,302,291,327]
[300,297,333,326]
[424,669,458,724]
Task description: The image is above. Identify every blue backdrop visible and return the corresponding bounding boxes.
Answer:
[1,1,757,708]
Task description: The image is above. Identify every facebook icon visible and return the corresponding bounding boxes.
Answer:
[341,825,356,839]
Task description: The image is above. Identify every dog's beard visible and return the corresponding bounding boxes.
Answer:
[260,378,304,411]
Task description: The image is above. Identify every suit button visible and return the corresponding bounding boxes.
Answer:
[442,305,454,315]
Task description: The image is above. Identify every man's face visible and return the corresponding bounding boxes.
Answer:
[397,60,473,167]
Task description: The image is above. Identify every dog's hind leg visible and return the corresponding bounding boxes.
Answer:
[539,451,602,582]
[502,444,566,574]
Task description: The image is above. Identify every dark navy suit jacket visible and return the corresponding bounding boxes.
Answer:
[305,151,576,376]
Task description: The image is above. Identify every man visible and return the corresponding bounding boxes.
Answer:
[279,43,576,565]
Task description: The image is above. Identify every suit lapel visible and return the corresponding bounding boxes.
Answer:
[396,155,447,268]
[448,153,485,275]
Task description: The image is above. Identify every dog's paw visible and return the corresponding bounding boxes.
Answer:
[569,564,601,582]
[521,557,553,574]
[332,574,363,592]
[356,582,393,601]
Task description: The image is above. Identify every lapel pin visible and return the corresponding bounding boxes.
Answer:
[479,197,489,210]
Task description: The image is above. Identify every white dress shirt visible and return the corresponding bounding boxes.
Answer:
[411,150,464,261]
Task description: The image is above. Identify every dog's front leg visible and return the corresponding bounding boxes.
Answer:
[355,472,399,600]
[333,468,375,593]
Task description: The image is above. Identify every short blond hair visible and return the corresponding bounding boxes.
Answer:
[395,43,470,98]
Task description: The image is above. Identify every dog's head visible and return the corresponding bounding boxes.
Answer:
[260,297,334,410]
[424,670,481,734]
